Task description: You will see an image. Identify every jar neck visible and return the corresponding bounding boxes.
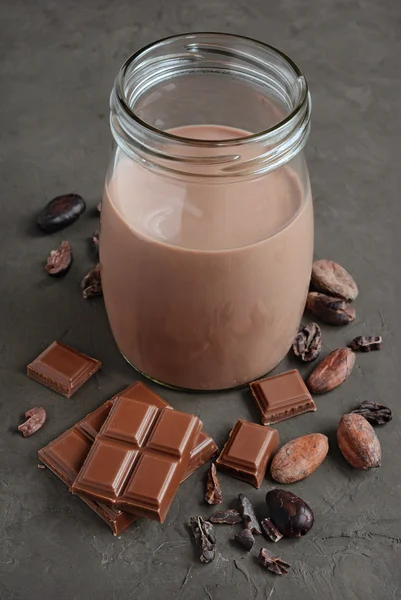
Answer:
[110,33,311,178]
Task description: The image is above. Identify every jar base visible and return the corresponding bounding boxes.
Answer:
[120,351,283,394]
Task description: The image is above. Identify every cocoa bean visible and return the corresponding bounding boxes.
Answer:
[306,292,356,326]
[311,259,358,301]
[337,413,381,469]
[270,433,328,483]
[292,323,322,362]
[306,347,355,394]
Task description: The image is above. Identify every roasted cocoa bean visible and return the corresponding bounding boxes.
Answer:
[260,518,283,542]
[337,413,381,469]
[352,400,392,425]
[204,463,223,505]
[238,494,261,534]
[270,434,328,483]
[209,509,242,524]
[306,347,355,394]
[259,548,291,575]
[349,336,382,352]
[45,241,73,276]
[37,194,86,232]
[81,264,102,299]
[311,259,358,301]
[190,516,216,564]
[306,292,356,326]
[292,323,322,362]
[266,489,314,538]
[18,407,47,437]
[235,528,255,551]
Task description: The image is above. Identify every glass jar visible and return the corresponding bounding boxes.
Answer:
[100,33,313,391]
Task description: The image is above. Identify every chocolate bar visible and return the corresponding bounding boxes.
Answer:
[71,387,202,522]
[39,383,218,534]
[27,341,101,398]
[216,419,279,488]
[249,369,316,426]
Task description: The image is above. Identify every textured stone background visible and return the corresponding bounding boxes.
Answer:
[0,1,400,599]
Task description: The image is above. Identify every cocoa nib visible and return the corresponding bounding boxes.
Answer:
[235,527,255,551]
[238,494,262,535]
[261,518,283,542]
[18,407,46,437]
[349,335,382,352]
[37,193,86,232]
[306,292,356,326]
[292,322,322,362]
[190,516,216,564]
[81,264,102,299]
[209,509,242,524]
[352,401,392,425]
[311,259,358,301]
[204,464,223,505]
[45,241,73,276]
[259,548,291,575]
[307,347,355,394]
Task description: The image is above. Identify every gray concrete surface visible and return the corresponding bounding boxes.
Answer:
[1,1,400,599]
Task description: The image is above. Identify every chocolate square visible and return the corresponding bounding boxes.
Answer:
[250,369,316,425]
[27,341,101,398]
[216,419,279,488]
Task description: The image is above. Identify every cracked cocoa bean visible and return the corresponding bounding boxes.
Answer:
[352,401,392,425]
[238,494,261,534]
[259,548,291,575]
[260,518,283,542]
[292,322,322,362]
[190,516,216,564]
[209,509,242,524]
[204,463,223,505]
[311,259,358,301]
[235,527,255,551]
[45,241,73,276]
[37,193,86,232]
[306,292,356,325]
[18,407,47,437]
[266,489,314,538]
[349,336,382,352]
[306,347,355,394]
[81,264,102,299]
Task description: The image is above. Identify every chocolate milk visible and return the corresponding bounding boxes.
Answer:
[100,125,313,390]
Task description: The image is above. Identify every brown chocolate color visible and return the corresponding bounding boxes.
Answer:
[216,419,279,488]
[27,341,101,398]
[249,369,316,425]
[39,382,218,535]
[71,387,202,522]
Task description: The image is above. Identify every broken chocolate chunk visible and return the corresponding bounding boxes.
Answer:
[235,527,255,551]
[259,548,291,575]
[204,464,223,505]
[352,401,392,425]
[190,516,216,564]
[209,509,242,525]
[18,407,47,437]
[238,494,261,535]
[261,517,283,542]
[81,264,102,299]
[349,336,382,352]
[45,241,73,277]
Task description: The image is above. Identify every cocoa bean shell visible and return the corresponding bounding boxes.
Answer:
[306,292,356,326]
[270,433,329,483]
[306,347,355,394]
[337,413,381,469]
[311,259,358,301]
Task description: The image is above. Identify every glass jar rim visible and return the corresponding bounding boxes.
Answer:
[114,32,309,147]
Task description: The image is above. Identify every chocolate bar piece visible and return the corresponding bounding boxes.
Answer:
[39,383,218,535]
[216,419,279,488]
[72,390,202,522]
[27,341,101,398]
[249,369,316,426]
